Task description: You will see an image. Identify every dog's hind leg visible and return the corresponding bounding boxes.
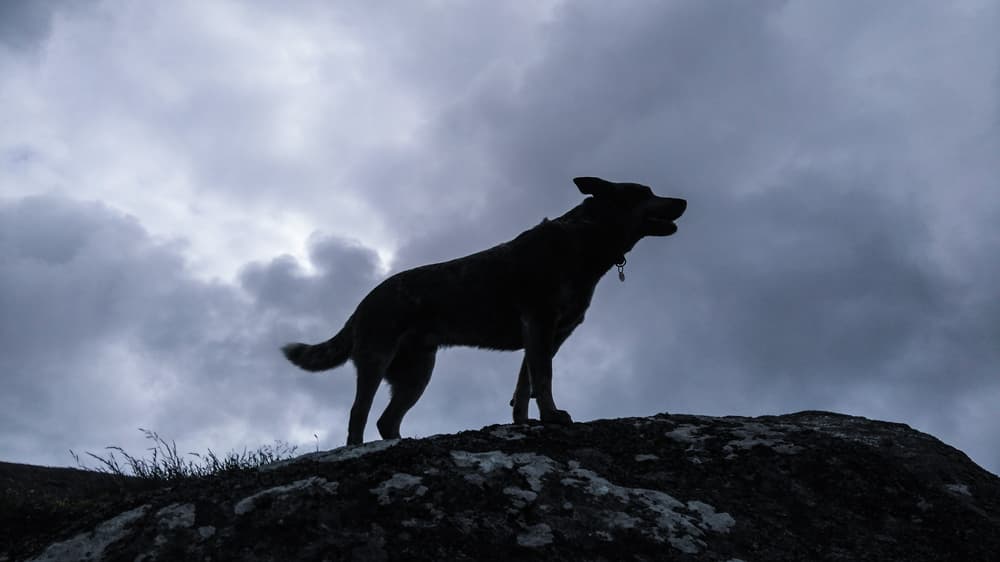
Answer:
[347,352,389,446]
[377,345,436,440]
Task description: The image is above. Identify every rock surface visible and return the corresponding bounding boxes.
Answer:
[5,411,1000,561]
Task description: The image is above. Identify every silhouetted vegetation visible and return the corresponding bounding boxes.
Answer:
[71,428,298,482]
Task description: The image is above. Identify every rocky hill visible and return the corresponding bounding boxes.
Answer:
[5,411,999,561]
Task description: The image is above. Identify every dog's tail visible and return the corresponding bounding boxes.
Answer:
[282,319,353,372]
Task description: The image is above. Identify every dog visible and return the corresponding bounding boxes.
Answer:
[283,177,687,445]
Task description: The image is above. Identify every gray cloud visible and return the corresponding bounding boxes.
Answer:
[0,195,380,463]
[368,0,1000,471]
[0,1,73,52]
[1,1,998,475]
[240,235,380,322]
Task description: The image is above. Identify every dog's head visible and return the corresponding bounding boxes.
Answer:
[573,176,687,239]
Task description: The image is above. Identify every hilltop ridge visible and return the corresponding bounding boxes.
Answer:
[7,411,1000,561]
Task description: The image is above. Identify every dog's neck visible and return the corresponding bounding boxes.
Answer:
[554,203,640,280]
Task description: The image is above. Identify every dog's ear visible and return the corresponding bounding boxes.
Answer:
[573,177,614,196]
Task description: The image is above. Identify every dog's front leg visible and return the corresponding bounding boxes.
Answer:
[522,314,573,425]
[510,358,531,424]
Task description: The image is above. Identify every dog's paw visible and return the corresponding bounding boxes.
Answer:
[540,409,573,425]
[512,404,531,425]
[512,413,531,425]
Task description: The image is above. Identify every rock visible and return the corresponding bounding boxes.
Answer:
[5,411,999,561]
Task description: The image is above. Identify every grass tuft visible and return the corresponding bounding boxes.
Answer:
[71,428,298,482]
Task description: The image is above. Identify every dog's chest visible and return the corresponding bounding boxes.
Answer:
[552,280,597,328]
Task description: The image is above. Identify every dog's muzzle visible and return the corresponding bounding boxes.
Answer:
[645,197,687,236]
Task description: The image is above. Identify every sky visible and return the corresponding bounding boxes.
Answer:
[1,1,998,475]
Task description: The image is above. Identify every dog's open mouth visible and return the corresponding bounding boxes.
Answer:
[647,217,679,236]
[645,196,686,236]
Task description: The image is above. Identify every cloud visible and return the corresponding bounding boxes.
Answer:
[240,234,381,321]
[0,1,998,475]
[0,1,85,53]
[0,195,384,463]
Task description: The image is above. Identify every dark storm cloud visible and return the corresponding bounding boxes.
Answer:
[0,1,95,54]
[0,1,61,52]
[364,0,831,265]
[619,173,948,393]
[354,0,1000,471]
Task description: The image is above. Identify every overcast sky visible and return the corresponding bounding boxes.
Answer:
[1,1,998,476]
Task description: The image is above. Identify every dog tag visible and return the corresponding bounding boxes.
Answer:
[618,269,625,282]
